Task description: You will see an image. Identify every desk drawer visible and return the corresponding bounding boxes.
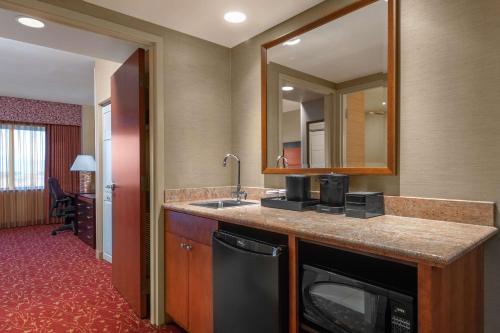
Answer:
[77,211,95,221]
[78,220,94,232]
[75,196,96,249]
[79,229,95,248]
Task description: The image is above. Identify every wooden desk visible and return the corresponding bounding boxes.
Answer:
[69,193,96,249]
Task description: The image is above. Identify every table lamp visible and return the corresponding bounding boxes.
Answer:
[70,155,96,193]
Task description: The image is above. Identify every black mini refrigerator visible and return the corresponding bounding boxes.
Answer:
[213,230,288,333]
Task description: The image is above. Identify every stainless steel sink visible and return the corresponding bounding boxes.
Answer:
[190,200,257,209]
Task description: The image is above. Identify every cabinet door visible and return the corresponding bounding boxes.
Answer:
[189,241,213,333]
[165,232,189,329]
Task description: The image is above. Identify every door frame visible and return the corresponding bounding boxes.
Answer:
[0,0,166,325]
[99,99,112,264]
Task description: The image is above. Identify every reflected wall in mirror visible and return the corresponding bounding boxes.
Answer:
[262,0,396,175]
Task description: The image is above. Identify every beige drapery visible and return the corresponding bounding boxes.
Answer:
[0,190,45,228]
[0,123,47,228]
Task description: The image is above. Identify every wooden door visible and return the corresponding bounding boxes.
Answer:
[189,241,213,333]
[165,232,189,329]
[111,48,149,318]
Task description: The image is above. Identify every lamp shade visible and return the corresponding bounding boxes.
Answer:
[70,155,96,172]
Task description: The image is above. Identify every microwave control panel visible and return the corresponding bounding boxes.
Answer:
[390,301,414,333]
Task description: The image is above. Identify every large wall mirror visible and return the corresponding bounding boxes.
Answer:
[261,0,397,175]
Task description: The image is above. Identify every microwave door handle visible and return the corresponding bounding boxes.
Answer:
[376,295,388,333]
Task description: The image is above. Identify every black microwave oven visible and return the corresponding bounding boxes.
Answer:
[301,264,415,333]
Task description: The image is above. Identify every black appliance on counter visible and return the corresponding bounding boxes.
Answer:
[345,192,385,219]
[316,173,349,214]
[300,242,417,333]
[213,225,288,333]
[261,175,319,211]
[286,174,311,201]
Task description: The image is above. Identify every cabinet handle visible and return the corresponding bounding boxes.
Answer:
[180,243,193,251]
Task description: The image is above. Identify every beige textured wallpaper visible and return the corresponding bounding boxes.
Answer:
[399,1,500,331]
[163,31,232,188]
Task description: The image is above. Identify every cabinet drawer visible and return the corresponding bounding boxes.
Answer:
[78,229,95,248]
[77,211,95,221]
[76,202,94,211]
[78,220,94,232]
[165,210,218,246]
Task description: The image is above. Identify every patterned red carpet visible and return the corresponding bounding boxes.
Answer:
[0,225,182,333]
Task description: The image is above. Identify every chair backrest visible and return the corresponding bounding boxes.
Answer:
[48,177,65,202]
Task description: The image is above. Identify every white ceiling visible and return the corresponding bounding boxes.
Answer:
[0,7,139,63]
[268,0,388,83]
[0,7,140,105]
[83,0,323,47]
[0,37,94,105]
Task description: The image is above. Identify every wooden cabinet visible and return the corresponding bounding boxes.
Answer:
[165,211,217,333]
[75,194,96,249]
[165,209,487,333]
[165,232,189,328]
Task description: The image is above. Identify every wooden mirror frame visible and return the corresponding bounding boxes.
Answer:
[261,0,398,175]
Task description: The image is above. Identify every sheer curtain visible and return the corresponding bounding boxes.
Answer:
[0,124,9,190]
[0,124,46,228]
[13,125,46,189]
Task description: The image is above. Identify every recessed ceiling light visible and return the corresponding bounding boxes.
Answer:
[382,101,387,106]
[224,11,247,24]
[17,17,45,28]
[283,38,301,46]
[282,86,294,92]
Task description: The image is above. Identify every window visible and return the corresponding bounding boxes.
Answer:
[0,124,46,190]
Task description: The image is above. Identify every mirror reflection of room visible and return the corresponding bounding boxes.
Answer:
[266,0,388,169]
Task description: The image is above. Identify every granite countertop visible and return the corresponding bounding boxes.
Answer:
[163,199,497,267]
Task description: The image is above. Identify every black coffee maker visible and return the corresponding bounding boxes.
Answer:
[316,173,349,214]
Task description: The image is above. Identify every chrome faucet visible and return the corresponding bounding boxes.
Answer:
[223,153,247,202]
[276,155,289,168]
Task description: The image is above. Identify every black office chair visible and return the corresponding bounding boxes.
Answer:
[49,177,77,236]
